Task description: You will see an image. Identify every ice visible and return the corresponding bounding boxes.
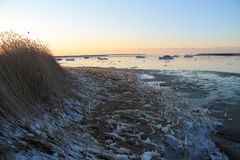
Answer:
[165,134,183,151]
[141,151,160,160]
[110,132,126,141]
[1,68,231,159]
[118,147,130,154]
[143,137,152,144]
[16,156,28,160]
[161,125,170,133]
[32,155,48,160]
[140,74,155,80]
[115,154,129,160]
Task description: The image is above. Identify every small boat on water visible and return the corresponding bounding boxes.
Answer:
[172,55,180,58]
[184,55,193,58]
[136,55,145,58]
[98,57,108,60]
[159,55,174,60]
[83,56,90,59]
[130,66,138,69]
[66,58,75,61]
[56,58,62,61]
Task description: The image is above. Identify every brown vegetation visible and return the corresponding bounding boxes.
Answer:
[0,32,67,119]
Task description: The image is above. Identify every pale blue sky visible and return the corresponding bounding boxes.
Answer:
[0,0,240,55]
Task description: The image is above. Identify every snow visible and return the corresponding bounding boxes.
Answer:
[118,147,130,154]
[109,132,126,142]
[139,74,155,80]
[1,68,231,159]
[115,154,129,160]
[139,71,228,159]
[16,156,28,160]
[165,134,183,151]
[141,151,160,160]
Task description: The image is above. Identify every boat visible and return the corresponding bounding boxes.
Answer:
[83,56,90,59]
[159,55,174,60]
[172,55,180,58]
[56,58,62,61]
[136,55,145,58]
[66,58,75,61]
[130,66,138,69]
[184,55,193,58]
[98,57,108,60]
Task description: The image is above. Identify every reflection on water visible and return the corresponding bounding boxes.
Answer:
[59,55,240,73]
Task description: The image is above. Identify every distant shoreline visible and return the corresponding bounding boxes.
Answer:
[55,53,240,58]
[54,53,240,58]
[55,53,145,58]
[196,53,240,56]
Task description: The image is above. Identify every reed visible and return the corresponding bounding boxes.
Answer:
[0,32,67,119]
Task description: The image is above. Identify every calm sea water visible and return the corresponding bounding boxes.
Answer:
[59,55,240,73]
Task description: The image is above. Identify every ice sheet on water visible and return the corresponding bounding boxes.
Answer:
[158,70,240,101]
[139,74,155,80]
[137,71,228,159]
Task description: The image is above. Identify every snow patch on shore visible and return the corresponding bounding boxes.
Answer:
[1,68,229,159]
[138,72,228,159]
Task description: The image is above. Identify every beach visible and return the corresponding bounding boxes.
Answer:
[1,66,229,159]
[66,67,228,159]
[136,69,240,159]
[0,35,239,159]
[1,0,240,158]
[59,55,240,158]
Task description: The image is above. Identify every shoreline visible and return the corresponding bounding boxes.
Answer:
[55,53,145,58]
[59,55,240,74]
[196,53,240,56]
[133,68,240,159]
[72,67,240,159]
[69,67,222,159]
[2,66,237,159]
[1,32,238,159]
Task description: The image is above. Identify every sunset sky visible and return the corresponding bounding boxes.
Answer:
[0,0,240,55]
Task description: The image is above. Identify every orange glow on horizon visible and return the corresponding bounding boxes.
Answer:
[53,47,240,56]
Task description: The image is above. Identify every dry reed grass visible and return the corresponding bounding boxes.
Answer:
[0,32,67,119]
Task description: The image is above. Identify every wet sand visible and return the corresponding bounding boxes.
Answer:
[137,69,240,159]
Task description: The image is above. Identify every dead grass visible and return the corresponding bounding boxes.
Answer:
[0,32,67,119]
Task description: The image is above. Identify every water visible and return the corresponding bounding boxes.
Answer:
[59,55,240,73]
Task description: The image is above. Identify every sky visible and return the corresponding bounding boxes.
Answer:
[0,0,240,55]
